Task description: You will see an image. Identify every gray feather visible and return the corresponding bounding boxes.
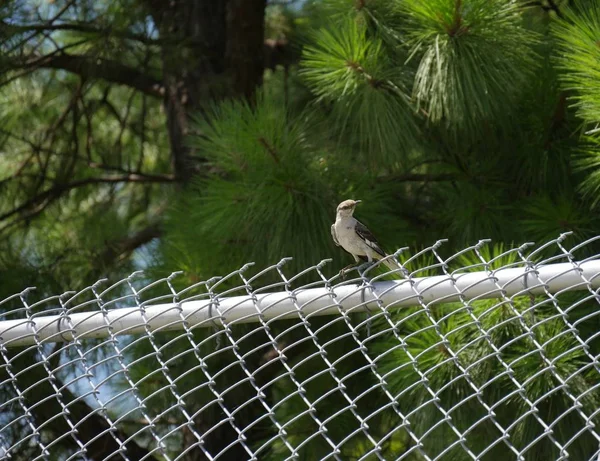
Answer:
[354,220,385,257]
[331,224,340,247]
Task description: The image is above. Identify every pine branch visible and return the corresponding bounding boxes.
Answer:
[98,222,162,267]
[7,52,164,98]
[258,137,280,163]
[1,20,163,45]
[345,60,385,89]
[2,20,295,73]
[0,127,171,184]
[0,174,176,233]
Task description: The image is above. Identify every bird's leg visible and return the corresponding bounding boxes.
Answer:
[357,254,376,272]
[358,261,374,273]
[339,263,357,279]
[340,255,362,279]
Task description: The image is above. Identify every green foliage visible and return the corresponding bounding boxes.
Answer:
[553,2,600,126]
[161,92,336,278]
[519,193,599,245]
[301,17,417,167]
[454,241,522,270]
[372,295,600,460]
[437,181,513,243]
[573,137,600,207]
[0,81,167,289]
[400,0,538,131]
[302,19,386,100]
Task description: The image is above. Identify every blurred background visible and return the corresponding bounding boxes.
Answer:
[2,0,600,459]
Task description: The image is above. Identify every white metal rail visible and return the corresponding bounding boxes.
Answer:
[1,261,599,347]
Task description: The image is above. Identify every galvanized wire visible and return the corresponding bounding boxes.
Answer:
[1,235,600,460]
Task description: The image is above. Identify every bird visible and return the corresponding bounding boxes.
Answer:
[331,199,401,276]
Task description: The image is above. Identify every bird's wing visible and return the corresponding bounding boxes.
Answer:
[354,220,386,258]
[331,224,340,247]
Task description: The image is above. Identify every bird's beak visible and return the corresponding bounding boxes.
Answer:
[354,200,362,205]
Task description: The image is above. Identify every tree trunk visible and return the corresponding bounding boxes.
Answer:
[145,0,267,183]
[226,0,268,101]
[142,2,269,457]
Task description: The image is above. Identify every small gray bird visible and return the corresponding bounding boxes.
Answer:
[331,199,400,275]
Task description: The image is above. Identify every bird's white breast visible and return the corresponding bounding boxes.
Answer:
[334,217,369,255]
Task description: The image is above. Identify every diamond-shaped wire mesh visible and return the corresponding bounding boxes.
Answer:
[2,235,600,460]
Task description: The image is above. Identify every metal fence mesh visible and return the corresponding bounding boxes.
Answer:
[2,235,600,460]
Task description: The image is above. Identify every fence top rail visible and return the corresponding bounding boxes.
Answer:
[2,256,599,347]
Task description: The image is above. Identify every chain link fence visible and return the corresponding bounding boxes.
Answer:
[2,235,600,460]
